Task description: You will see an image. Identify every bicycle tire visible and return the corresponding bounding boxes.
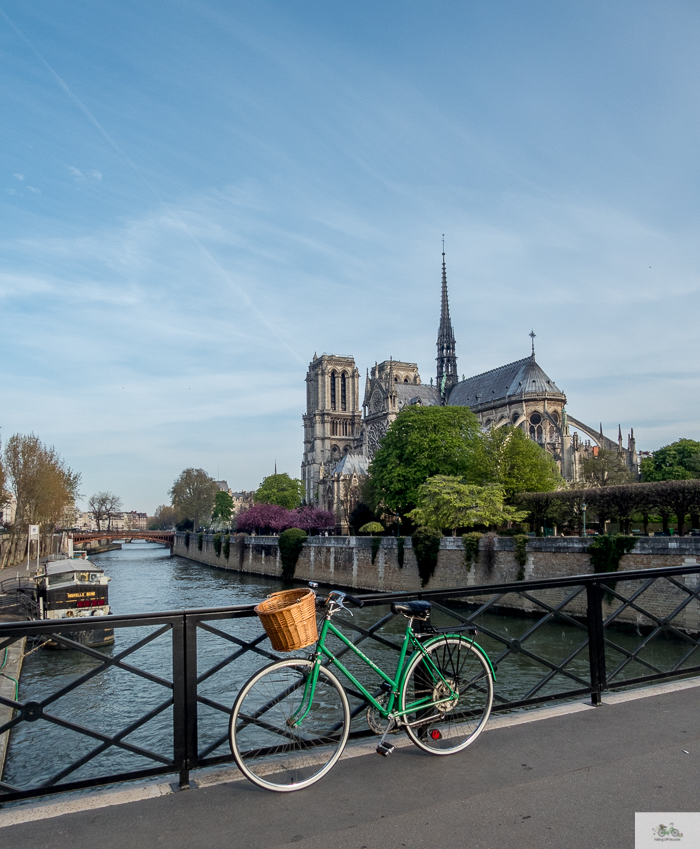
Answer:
[230,658,350,792]
[400,636,493,755]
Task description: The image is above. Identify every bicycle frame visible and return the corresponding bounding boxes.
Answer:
[291,614,493,728]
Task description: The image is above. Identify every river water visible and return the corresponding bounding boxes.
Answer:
[4,542,695,791]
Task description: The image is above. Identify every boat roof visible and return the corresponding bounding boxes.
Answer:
[45,559,102,576]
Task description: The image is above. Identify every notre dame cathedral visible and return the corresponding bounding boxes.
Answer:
[302,250,639,531]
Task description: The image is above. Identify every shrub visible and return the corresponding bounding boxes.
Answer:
[588,534,636,575]
[397,536,405,569]
[213,533,222,557]
[513,534,529,581]
[462,532,482,572]
[371,536,382,564]
[588,534,636,602]
[278,528,307,581]
[197,532,204,551]
[412,528,442,587]
[223,534,231,559]
[184,532,190,549]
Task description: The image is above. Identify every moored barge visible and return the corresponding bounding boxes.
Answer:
[33,557,114,648]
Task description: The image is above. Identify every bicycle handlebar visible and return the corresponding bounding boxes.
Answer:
[343,594,364,608]
[314,590,365,609]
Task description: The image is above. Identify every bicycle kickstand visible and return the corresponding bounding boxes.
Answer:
[376,718,397,757]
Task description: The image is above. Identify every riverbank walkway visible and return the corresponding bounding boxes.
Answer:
[1,677,698,849]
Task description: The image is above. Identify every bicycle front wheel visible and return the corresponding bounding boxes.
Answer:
[400,636,493,755]
[230,658,350,792]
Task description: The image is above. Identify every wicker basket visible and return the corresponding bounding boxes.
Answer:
[255,589,318,652]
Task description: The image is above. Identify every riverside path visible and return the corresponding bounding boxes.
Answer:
[1,678,698,849]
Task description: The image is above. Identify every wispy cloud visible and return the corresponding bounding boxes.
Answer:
[13,173,24,181]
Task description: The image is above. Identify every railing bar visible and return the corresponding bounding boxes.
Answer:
[40,626,174,708]
[37,700,175,765]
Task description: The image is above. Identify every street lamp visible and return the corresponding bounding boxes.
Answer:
[582,501,587,537]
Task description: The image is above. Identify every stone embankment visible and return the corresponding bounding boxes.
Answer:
[173,532,700,633]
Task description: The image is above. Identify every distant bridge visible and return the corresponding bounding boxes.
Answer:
[72,531,174,548]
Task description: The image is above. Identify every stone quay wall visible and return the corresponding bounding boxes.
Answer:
[172,533,700,632]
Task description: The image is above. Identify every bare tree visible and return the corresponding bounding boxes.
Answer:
[88,492,107,531]
[103,492,122,530]
[581,450,635,487]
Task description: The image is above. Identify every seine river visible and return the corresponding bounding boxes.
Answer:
[4,541,690,791]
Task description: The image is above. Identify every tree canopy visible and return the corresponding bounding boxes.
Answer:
[254,473,305,510]
[368,406,483,515]
[367,409,561,517]
[170,468,218,530]
[150,504,178,530]
[482,426,562,497]
[2,433,81,566]
[641,439,700,482]
[211,490,234,525]
[407,475,526,535]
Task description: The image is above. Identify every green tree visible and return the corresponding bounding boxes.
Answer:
[581,449,635,487]
[483,426,562,497]
[407,475,526,535]
[170,468,218,531]
[640,439,700,482]
[254,473,304,510]
[211,490,234,525]
[368,407,483,516]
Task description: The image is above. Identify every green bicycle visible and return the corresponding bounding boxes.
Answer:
[229,586,495,792]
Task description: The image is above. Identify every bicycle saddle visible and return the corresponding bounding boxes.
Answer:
[391,600,431,620]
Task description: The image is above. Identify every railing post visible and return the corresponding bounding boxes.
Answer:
[172,615,190,789]
[586,581,606,706]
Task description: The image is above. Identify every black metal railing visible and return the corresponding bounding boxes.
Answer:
[1,562,699,803]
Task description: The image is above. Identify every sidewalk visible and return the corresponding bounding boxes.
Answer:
[1,678,698,849]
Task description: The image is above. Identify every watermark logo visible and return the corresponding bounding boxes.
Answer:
[652,823,683,842]
[636,813,698,848]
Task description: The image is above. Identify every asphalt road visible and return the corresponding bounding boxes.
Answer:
[2,683,699,849]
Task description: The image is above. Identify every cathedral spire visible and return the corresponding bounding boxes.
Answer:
[436,237,458,401]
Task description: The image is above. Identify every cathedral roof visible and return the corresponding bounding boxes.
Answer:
[332,452,370,477]
[447,356,564,408]
[395,384,441,407]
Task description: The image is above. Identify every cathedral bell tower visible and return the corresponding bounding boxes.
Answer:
[301,354,362,505]
[436,243,458,401]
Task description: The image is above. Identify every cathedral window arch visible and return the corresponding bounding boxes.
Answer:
[341,372,347,411]
[403,377,409,383]
[330,371,337,410]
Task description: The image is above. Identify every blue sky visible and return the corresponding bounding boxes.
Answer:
[1,1,699,513]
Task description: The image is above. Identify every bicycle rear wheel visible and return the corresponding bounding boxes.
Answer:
[400,636,493,755]
[230,658,350,791]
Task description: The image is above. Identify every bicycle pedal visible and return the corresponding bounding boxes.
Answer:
[376,742,395,757]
